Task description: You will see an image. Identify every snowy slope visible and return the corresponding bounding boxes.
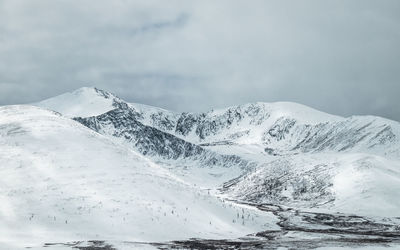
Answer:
[0,105,278,248]
[31,87,400,218]
[34,87,258,188]
[221,152,400,217]
[34,87,124,118]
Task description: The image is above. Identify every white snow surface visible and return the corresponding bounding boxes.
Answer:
[34,87,116,118]
[21,87,400,249]
[0,105,278,248]
[223,152,400,217]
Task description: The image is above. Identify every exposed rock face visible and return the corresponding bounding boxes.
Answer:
[222,157,336,207]
[74,108,203,160]
[74,107,254,169]
[135,102,399,157]
[155,103,272,141]
[262,117,398,155]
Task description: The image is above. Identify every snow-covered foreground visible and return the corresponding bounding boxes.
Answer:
[0,105,278,248]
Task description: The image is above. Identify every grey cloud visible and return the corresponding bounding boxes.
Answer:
[0,0,399,121]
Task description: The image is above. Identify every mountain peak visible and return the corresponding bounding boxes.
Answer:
[34,86,120,118]
[70,86,116,99]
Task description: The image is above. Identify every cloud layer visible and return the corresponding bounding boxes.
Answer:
[1,0,399,121]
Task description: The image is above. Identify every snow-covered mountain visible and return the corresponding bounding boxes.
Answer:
[0,105,277,248]
[36,87,258,188]
[37,87,246,162]
[34,87,400,209]
[37,87,400,157]
[133,100,400,159]
[22,86,400,248]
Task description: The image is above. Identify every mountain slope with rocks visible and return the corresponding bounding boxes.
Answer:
[0,105,277,249]
[33,87,400,209]
[28,87,400,249]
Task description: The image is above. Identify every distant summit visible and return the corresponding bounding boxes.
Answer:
[34,87,120,117]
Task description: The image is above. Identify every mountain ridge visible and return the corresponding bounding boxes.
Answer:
[35,87,400,159]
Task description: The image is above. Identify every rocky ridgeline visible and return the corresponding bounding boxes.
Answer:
[263,117,398,156]
[134,102,399,158]
[136,103,270,141]
[85,89,400,158]
[74,107,254,169]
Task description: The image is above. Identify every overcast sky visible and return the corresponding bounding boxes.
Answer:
[1,0,399,121]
